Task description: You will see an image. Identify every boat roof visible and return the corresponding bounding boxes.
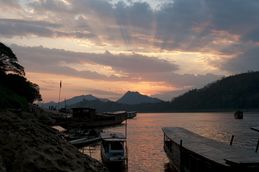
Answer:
[100,132,126,142]
[104,111,127,115]
[162,127,259,167]
[51,125,67,132]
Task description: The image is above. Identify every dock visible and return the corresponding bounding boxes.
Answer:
[162,127,259,172]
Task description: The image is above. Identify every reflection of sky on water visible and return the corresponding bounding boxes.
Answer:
[83,112,259,172]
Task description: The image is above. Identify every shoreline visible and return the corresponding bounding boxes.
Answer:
[0,109,108,172]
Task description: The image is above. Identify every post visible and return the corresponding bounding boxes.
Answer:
[180,139,183,172]
[230,135,234,146]
[57,80,62,110]
[125,118,128,168]
[256,138,259,153]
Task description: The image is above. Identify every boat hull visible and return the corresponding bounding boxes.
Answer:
[163,127,259,172]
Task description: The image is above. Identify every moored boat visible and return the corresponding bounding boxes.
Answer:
[100,131,127,168]
[55,107,127,128]
[127,111,137,119]
[162,127,259,172]
[234,110,243,119]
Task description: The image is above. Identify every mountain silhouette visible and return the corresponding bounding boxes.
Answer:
[117,91,162,105]
[39,94,109,109]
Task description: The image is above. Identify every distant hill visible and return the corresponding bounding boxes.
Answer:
[71,99,171,113]
[40,72,259,112]
[39,95,110,109]
[117,91,163,105]
[170,71,259,110]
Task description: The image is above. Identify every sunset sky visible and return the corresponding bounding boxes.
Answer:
[1,0,259,102]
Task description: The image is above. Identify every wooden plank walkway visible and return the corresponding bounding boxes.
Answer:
[162,127,259,166]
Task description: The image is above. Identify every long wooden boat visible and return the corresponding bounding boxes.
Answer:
[55,108,127,128]
[100,132,126,168]
[234,110,243,119]
[69,136,101,147]
[127,111,137,119]
[162,127,259,172]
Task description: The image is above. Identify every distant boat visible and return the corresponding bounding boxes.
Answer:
[127,111,137,119]
[162,127,259,172]
[100,131,126,168]
[234,110,243,119]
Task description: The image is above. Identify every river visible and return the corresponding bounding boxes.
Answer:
[82,112,259,172]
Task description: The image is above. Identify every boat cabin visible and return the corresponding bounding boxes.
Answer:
[100,132,126,167]
[72,107,96,120]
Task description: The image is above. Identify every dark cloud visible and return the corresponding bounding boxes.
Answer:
[11,45,221,90]
[0,19,96,39]
[0,0,20,9]
[2,0,259,53]
[1,0,259,77]
[221,46,259,73]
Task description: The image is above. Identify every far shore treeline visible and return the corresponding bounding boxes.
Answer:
[71,71,259,112]
[46,71,259,113]
[0,42,41,109]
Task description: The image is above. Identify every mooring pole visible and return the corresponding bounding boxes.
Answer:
[57,80,62,110]
[180,139,183,172]
[125,117,128,168]
[230,135,235,146]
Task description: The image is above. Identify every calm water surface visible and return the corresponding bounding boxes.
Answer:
[82,112,259,172]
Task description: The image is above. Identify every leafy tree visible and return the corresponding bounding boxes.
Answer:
[0,42,25,75]
[5,74,42,103]
[0,42,42,108]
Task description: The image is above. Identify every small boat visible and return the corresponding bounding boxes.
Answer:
[68,129,101,147]
[234,110,243,119]
[162,127,259,172]
[127,111,137,119]
[100,132,126,168]
[69,136,101,147]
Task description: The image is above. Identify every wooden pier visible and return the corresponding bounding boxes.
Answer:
[162,127,259,172]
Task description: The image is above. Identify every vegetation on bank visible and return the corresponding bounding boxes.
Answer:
[0,42,41,109]
[170,71,259,111]
[67,72,259,112]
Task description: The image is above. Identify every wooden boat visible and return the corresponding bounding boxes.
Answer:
[127,111,137,119]
[69,136,101,147]
[162,127,259,172]
[100,132,126,168]
[234,110,243,119]
[55,108,127,128]
[68,129,101,147]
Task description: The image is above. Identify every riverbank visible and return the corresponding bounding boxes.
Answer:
[0,110,108,172]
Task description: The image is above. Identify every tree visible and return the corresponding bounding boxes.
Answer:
[0,42,25,76]
[0,43,42,107]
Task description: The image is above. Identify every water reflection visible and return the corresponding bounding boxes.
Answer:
[82,112,259,172]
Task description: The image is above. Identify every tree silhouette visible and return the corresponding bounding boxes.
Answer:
[0,43,42,108]
[0,42,25,76]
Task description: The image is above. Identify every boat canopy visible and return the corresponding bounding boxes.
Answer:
[101,132,126,142]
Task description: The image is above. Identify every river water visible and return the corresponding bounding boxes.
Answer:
[82,112,259,172]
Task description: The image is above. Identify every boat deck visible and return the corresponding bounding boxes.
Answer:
[162,127,259,167]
